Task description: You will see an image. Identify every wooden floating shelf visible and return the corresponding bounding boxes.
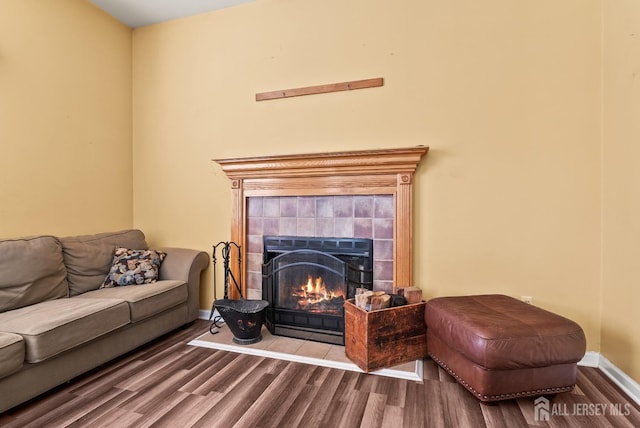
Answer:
[255,77,383,101]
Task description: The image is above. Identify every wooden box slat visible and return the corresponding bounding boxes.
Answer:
[344,299,427,372]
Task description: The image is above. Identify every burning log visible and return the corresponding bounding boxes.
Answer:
[288,273,347,314]
[302,296,345,313]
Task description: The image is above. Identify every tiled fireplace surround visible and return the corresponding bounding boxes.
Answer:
[245,194,395,298]
[215,146,428,300]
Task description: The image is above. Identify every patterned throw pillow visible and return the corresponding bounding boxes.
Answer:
[101,247,166,287]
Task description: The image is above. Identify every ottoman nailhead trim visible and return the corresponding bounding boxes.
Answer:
[428,352,575,402]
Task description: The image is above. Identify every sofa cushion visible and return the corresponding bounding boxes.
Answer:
[60,230,148,296]
[0,332,24,379]
[77,280,186,322]
[0,236,68,313]
[0,298,130,363]
[101,248,167,287]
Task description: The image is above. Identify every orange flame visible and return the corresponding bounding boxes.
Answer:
[296,274,344,305]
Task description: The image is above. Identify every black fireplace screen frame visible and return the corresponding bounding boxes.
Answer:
[264,249,346,312]
[262,236,373,345]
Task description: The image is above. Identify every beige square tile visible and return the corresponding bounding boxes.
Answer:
[326,345,351,363]
[295,340,331,359]
[264,335,304,354]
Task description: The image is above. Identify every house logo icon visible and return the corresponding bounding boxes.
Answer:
[534,396,550,421]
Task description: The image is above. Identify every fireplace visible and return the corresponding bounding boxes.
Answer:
[262,236,373,345]
[213,147,427,317]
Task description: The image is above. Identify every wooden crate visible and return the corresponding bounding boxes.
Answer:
[344,299,427,372]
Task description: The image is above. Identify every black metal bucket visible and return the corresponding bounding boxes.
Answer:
[214,299,269,345]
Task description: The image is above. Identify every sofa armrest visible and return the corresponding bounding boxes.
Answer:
[159,248,209,321]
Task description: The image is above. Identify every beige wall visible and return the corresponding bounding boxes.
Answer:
[132,0,604,355]
[602,0,640,381]
[4,0,637,382]
[0,0,132,238]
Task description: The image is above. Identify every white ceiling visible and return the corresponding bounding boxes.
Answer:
[89,0,255,28]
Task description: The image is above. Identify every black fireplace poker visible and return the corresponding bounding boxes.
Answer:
[209,241,242,332]
[214,241,243,300]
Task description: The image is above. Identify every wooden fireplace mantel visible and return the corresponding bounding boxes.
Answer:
[214,146,428,299]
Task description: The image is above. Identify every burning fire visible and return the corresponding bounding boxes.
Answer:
[293,274,344,308]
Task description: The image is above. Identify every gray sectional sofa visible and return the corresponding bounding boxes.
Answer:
[0,229,209,413]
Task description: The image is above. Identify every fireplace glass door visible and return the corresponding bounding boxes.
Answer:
[270,249,347,315]
[262,236,373,345]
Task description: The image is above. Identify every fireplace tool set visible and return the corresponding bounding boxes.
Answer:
[209,241,268,344]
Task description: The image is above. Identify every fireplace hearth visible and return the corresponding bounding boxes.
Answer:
[262,236,373,345]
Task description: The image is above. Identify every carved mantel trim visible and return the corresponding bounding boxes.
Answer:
[214,146,428,298]
[215,147,427,179]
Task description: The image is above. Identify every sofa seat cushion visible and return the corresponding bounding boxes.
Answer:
[76,280,186,323]
[60,230,148,296]
[0,298,130,363]
[0,236,68,312]
[0,332,24,379]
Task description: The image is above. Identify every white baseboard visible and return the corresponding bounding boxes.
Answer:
[597,353,640,406]
[577,351,640,406]
[577,351,600,368]
[199,309,223,322]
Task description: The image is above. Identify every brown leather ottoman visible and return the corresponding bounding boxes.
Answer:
[425,294,586,402]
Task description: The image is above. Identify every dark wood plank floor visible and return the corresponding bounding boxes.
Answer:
[1,320,639,428]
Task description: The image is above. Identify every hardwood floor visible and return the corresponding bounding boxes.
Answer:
[1,319,639,428]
